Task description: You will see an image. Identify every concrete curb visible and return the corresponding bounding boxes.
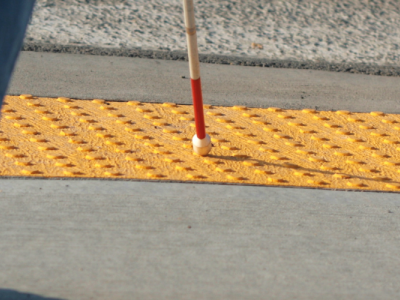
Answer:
[22,42,400,77]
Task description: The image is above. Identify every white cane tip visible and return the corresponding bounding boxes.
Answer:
[192,134,212,156]
[193,144,212,156]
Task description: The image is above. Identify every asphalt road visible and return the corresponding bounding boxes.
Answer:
[1,52,400,300]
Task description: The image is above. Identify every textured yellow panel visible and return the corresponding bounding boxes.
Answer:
[2,94,400,191]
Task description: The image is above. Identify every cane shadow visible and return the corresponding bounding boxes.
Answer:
[208,154,400,186]
[0,289,65,300]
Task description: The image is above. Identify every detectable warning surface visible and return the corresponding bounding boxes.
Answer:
[2,94,400,191]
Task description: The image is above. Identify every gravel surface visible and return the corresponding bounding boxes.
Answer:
[25,0,400,69]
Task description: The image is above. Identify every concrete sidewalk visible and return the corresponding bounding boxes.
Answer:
[9,51,400,112]
[1,180,400,300]
[1,52,400,299]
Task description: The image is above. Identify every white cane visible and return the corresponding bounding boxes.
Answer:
[182,0,211,156]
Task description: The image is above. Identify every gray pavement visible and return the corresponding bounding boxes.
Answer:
[9,51,400,112]
[1,179,400,300]
[22,43,400,77]
[2,52,400,299]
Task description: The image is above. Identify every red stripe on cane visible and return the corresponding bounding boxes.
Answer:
[190,78,206,139]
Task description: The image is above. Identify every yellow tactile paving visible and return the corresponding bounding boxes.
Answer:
[2,94,400,191]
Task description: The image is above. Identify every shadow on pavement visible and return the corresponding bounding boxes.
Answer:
[0,289,64,300]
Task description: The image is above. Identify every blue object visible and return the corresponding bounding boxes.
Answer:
[0,0,35,107]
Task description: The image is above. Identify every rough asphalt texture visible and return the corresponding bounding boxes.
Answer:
[23,0,400,76]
